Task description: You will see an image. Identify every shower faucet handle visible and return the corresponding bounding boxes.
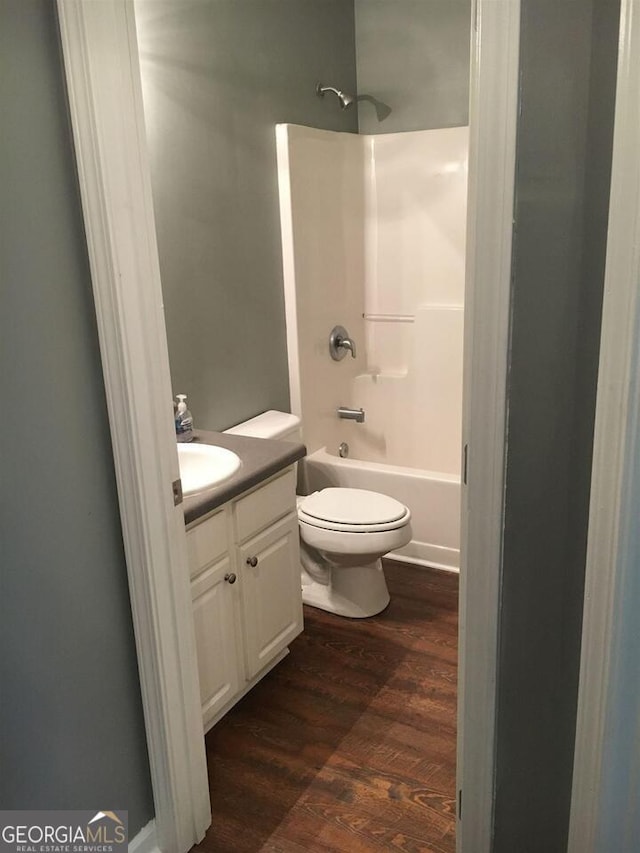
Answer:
[340,336,356,358]
[329,325,357,360]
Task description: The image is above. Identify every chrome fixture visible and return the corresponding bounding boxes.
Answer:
[329,325,357,360]
[316,82,355,110]
[338,406,365,423]
[338,442,350,458]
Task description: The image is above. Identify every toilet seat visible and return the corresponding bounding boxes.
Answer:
[298,488,411,534]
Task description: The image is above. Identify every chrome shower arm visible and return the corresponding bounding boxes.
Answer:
[315,82,355,110]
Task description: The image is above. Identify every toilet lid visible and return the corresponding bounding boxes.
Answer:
[299,488,407,526]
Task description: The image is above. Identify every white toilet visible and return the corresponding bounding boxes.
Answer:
[225,411,412,618]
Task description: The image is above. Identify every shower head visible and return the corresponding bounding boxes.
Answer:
[339,90,355,109]
[316,82,355,110]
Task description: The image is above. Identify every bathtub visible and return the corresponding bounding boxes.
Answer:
[302,447,460,572]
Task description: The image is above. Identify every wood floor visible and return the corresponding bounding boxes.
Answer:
[196,561,458,853]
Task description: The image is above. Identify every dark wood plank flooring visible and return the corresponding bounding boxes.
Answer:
[196,561,458,853]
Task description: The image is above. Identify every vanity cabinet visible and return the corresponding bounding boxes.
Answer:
[186,467,303,731]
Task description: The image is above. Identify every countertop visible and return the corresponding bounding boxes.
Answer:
[182,430,306,526]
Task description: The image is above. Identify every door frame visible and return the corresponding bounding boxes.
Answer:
[56,3,210,852]
[568,0,640,848]
[457,1,520,849]
[56,1,521,851]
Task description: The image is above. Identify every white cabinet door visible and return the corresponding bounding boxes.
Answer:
[191,556,242,728]
[239,512,303,680]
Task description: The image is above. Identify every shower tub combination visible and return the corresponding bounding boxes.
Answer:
[277,123,468,572]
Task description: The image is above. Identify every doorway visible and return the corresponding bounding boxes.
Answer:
[56,1,520,851]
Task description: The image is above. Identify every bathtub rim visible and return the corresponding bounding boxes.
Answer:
[305,445,462,485]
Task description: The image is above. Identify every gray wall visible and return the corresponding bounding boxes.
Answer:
[354,0,471,133]
[493,0,620,849]
[0,1,154,833]
[136,0,358,432]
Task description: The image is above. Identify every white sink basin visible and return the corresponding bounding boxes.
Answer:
[177,443,241,496]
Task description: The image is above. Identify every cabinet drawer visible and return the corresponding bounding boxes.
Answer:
[234,468,296,542]
[187,508,229,578]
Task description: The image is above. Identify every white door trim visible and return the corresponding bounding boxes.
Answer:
[568,0,640,848]
[457,1,520,850]
[129,820,160,853]
[56,3,210,852]
[57,1,522,851]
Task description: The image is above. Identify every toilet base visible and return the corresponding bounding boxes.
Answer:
[301,559,390,618]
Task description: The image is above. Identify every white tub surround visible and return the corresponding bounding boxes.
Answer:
[277,124,468,570]
[276,124,365,458]
[351,305,464,473]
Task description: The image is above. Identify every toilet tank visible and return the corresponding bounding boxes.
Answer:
[224,410,302,443]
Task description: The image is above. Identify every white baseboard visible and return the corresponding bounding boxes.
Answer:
[390,540,460,572]
[129,820,159,853]
[387,551,461,574]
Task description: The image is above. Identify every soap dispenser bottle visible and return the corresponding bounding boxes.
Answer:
[175,394,194,442]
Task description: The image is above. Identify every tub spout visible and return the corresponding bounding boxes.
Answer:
[338,406,365,423]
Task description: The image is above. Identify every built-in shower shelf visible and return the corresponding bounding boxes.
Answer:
[364,313,415,323]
